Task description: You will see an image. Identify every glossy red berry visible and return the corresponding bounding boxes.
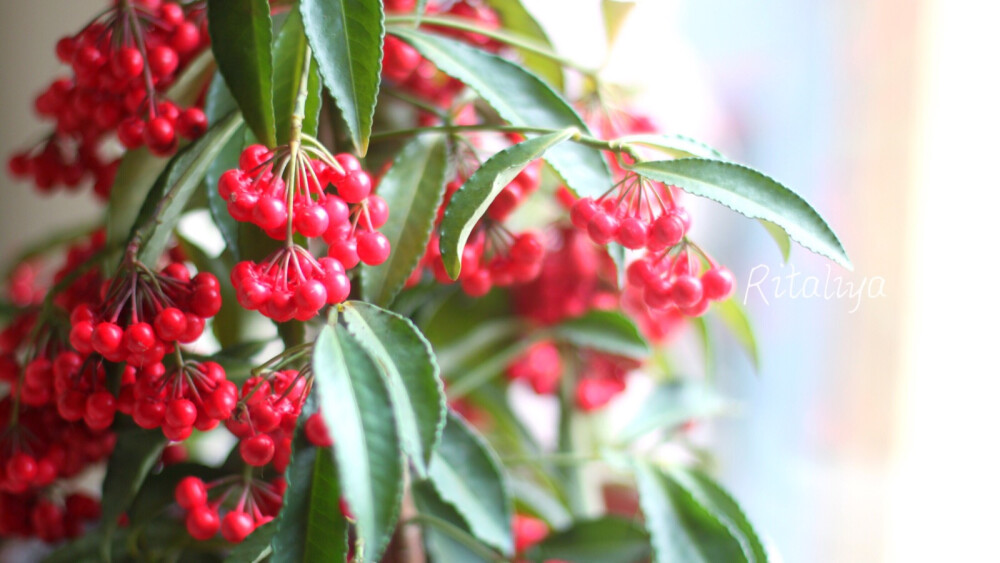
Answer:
[91,322,123,357]
[186,505,220,541]
[165,398,198,428]
[175,476,208,509]
[7,453,38,484]
[305,413,334,447]
[670,275,704,308]
[240,433,275,466]
[356,231,391,265]
[339,170,372,203]
[701,266,735,301]
[155,307,188,341]
[221,510,255,543]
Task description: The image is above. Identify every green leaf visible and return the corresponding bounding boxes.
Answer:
[271,447,348,563]
[273,6,324,144]
[553,309,649,360]
[361,134,450,305]
[301,0,385,154]
[617,380,730,444]
[106,148,168,262]
[485,0,564,89]
[412,481,495,563]
[758,219,791,263]
[509,476,572,529]
[667,468,769,563]
[165,49,215,107]
[714,298,760,372]
[98,429,167,556]
[618,133,725,160]
[207,0,276,147]
[439,129,574,279]
[428,412,513,555]
[226,521,277,563]
[390,28,612,198]
[526,516,651,563]
[312,324,403,563]
[205,122,246,260]
[601,0,637,48]
[628,159,851,269]
[132,112,243,265]
[634,461,748,563]
[341,301,446,477]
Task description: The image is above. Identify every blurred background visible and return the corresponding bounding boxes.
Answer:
[1,1,997,561]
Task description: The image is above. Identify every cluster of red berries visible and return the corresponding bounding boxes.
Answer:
[570,177,691,251]
[175,474,285,543]
[506,341,562,395]
[422,228,546,297]
[0,490,102,543]
[382,0,501,109]
[626,251,735,317]
[69,262,221,366]
[120,360,233,441]
[231,248,350,322]
[226,369,308,470]
[8,1,209,198]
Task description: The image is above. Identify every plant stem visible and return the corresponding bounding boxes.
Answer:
[385,15,598,77]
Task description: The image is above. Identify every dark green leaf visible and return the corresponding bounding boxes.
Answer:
[273,6,324,144]
[668,467,769,563]
[207,0,276,146]
[341,301,445,476]
[553,309,649,360]
[312,324,403,563]
[98,429,167,556]
[412,481,495,563]
[226,521,277,563]
[428,412,513,555]
[714,298,760,371]
[759,219,791,262]
[485,0,564,89]
[271,447,348,562]
[439,129,574,279]
[628,159,850,269]
[361,134,450,305]
[301,0,385,154]
[390,28,612,198]
[133,112,243,265]
[617,380,730,443]
[634,461,747,563]
[526,516,651,563]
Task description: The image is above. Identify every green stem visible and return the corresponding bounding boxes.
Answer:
[385,15,598,77]
[405,514,507,562]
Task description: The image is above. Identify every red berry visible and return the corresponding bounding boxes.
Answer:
[701,266,735,301]
[165,398,198,427]
[356,231,391,265]
[155,307,188,341]
[570,197,599,229]
[513,515,549,553]
[365,195,389,228]
[252,196,288,231]
[294,204,330,238]
[177,108,208,139]
[330,239,360,269]
[148,45,179,77]
[175,476,208,509]
[670,275,704,308]
[510,232,544,263]
[221,510,255,543]
[239,145,272,171]
[186,505,220,541]
[652,213,685,247]
[240,434,275,466]
[125,322,156,354]
[7,453,38,484]
[113,47,144,78]
[338,170,372,203]
[587,212,620,244]
[85,390,117,423]
[190,287,222,318]
[206,383,237,419]
[91,322,124,358]
[305,413,334,447]
[294,280,328,315]
[617,217,649,249]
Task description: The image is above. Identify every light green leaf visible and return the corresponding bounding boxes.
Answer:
[618,133,725,160]
[526,516,651,563]
[635,461,748,563]
[271,447,348,562]
[390,28,612,199]
[486,0,564,89]
[759,219,791,263]
[131,112,243,265]
[301,0,385,154]
[601,0,637,48]
[439,129,574,279]
[207,0,276,147]
[361,134,450,305]
[98,429,167,557]
[714,298,760,372]
[617,380,730,443]
[553,309,649,360]
[273,6,324,144]
[628,159,850,269]
[106,149,167,264]
[341,301,446,477]
[312,324,403,563]
[428,412,513,555]
[509,476,572,530]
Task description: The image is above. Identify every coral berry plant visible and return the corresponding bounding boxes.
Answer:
[0,0,848,561]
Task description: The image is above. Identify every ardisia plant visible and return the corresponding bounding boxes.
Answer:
[0,0,850,561]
